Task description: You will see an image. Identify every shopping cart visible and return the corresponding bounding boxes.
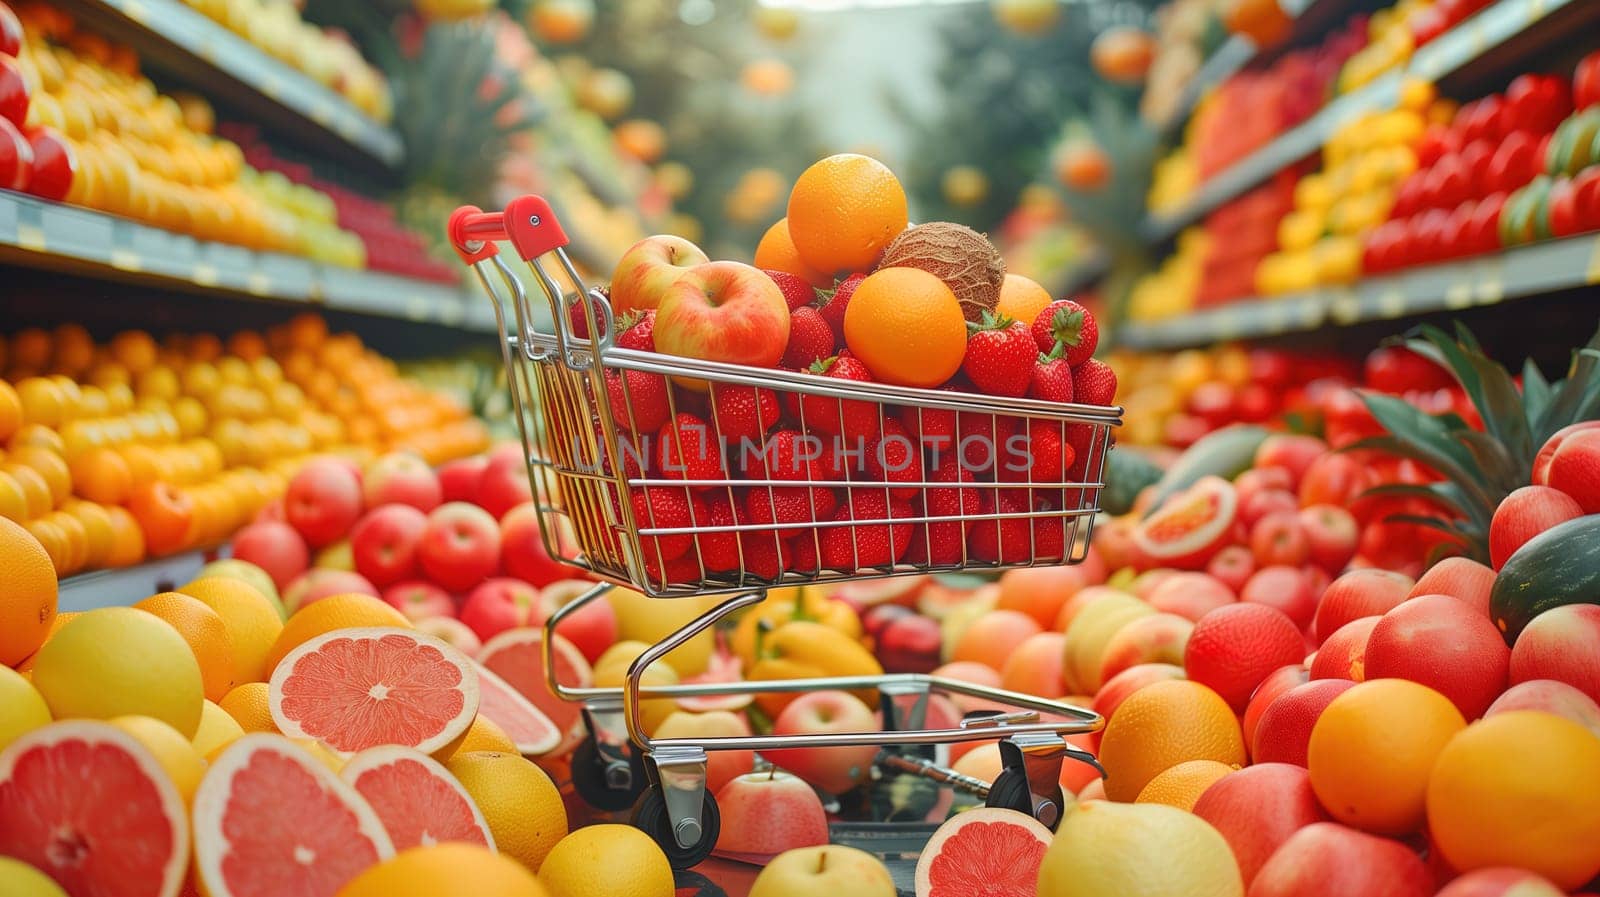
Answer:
[450,196,1124,867]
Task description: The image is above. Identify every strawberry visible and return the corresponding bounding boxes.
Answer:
[1031,351,1076,404]
[709,383,780,444]
[606,369,671,432]
[900,391,959,458]
[955,412,1020,474]
[783,306,835,369]
[864,419,924,499]
[789,534,820,575]
[641,551,706,589]
[1073,358,1118,407]
[962,313,1036,397]
[695,493,741,572]
[764,269,819,312]
[739,530,792,580]
[615,309,656,351]
[999,418,1076,485]
[816,273,865,339]
[1031,299,1098,365]
[819,489,915,570]
[798,355,881,444]
[656,413,728,489]
[745,486,838,538]
[739,428,839,483]
[905,463,979,566]
[968,488,1036,564]
[568,287,611,340]
[630,485,701,561]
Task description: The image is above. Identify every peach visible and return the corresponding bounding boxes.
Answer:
[1364,594,1510,719]
[1248,822,1432,897]
[1312,569,1413,644]
[1252,678,1356,766]
[1061,593,1155,694]
[1309,616,1379,681]
[1000,631,1067,698]
[1243,665,1310,753]
[1488,486,1585,570]
[1146,572,1237,622]
[950,609,1041,673]
[1241,566,1318,632]
[362,452,441,512]
[1409,557,1496,617]
[1434,867,1566,897]
[1544,428,1600,512]
[932,660,1005,717]
[1091,662,1185,724]
[996,565,1090,628]
[1053,585,1130,632]
[714,770,828,858]
[1532,421,1600,487]
[1097,613,1193,683]
[1206,545,1257,594]
[654,710,754,795]
[1192,763,1330,887]
[1485,679,1600,736]
[1509,604,1600,705]
[1128,568,1182,601]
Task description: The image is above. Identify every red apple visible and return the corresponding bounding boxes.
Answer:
[1208,545,1258,594]
[282,568,379,614]
[877,613,943,674]
[1485,679,1600,735]
[1252,511,1310,568]
[0,55,27,131]
[362,452,442,512]
[653,260,790,389]
[1312,569,1414,645]
[1309,617,1380,681]
[1532,421,1600,486]
[1364,594,1510,720]
[1542,429,1600,513]
[229,520,309,590]
[350,504,428,587]
[1249,822,1432,897]
[608,234,711,315]
[459,577,538,641]
[1193,764,1330,887]
[381,580,456,622]
[255,497,286,523]
[1235,468,1295,512]
[413,616,482,656]
[1489,485,1585,570]
[1509,604,1600,705]
[285,457,363,548]
[1243,665,1311,754]
[763,690,880,795]
[417,502,502,592]
[528,578,618,664]
[1242,489,1300,528]
[23,126,74,201]
[713,770,829,858]
[654,710,754,795]
[438,456,490,504]
[0,3,21,57]
[1254,435,1331,491]
[1298,452,1379,512]
[1242,566,1318,632]
[499,502,580,587]
[474,453,533,521]
[1297,504,1359,573]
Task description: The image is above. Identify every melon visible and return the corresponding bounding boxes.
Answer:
[877,223,1005,323]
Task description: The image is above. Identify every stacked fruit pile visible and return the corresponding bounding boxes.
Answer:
[582,153,1116,588]
[1,5,365,263]
[0,313,487,577]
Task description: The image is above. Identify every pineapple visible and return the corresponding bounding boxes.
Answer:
[1353,322,1600,563]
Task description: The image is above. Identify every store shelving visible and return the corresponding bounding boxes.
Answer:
[54,0,403,171]
[1115,233,1600,350]
[1141,0,1600,243]
[57,550,212,612]
[0,192,500,333]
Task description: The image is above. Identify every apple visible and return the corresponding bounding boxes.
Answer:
[0,109,28,193]
[282,568,379,614]
[474,453,534,521]
[413,616,482,656]
[381,580,455,622]
[499,502,580,587]
[0,55,27,130]
[459,577,538,641]
[654,710,754,795]
[1297,504,1359,573]
[530,578,618,664]
[284,457,363,548]
[1254,435,1330,489]
[875,613,943,674]
[714,770,829,858]
[351,504,428,587]
[417,502,501,592]
[654,261,790,389]
[748,845,896,897]
[1207,545,1257,594]
[0,3,21,57]
[762,690,880,795]
[23,126,74,201]
[229,520,309,590]
[438,456,489,504]
[1533,421,1600,486]
[362,452,442,512]
[1252,511,1310,567]
[255,497,286,523]
[313,539,354,571]
[1242,566,1318,632]
[609,235,712,315]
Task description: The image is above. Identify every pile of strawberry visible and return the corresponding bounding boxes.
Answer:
[575,271,1118,588]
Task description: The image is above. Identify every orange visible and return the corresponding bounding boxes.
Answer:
[226,330,268,361]
[0,516,59,667]
[23,517,68,573]
[109,330,158,374]
[1136,759,1237,810]
[8,328,52,373]
[13,377,65,429]
[69,447,133,504]
[0,381,21,442]
[842,267,967,388]
[135,365,181,401]
[8,423,65,454]
[994,273,1054,330]
[103,505,146,568]
[1,463,52,519]
[51,323,95,375]
[1426,711,1600,889]
[135,591,236,701]
[45,510,88,575]
[177,577,283,684]
[127,481,195,557]
[8,446,71,508]
[263,593,412,675]
[1099,679,1247,801]
[187,333,223,362]
[0,471,28,522]
[786,154,908,276]
[218,681,278,733]
[286,313,328,352]
[62,499,114,569]
[1308,678,1465,836]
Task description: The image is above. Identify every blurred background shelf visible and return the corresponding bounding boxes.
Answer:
[54,0,403,171]
[1116,234,1600,350]
[56,550,211,612]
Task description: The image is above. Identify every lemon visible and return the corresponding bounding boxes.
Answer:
[108,716,206,804]
[446,751,567,874]
[192,559,284,618]
[604,587,716,675]
[336,843,549,897]
[0,665,52,752]
[432,713,517,763]
[176,576,284,683]
[191,699,246,759]
[29,607,204,738]
[536,824,673,897]
[592,642,679,734]
[1038,801,1243,897]
[0,857,67,897]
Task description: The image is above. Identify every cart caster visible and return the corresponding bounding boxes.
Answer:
[985,767,1069,830]
[631,785,720,869]
[571,736,646,812]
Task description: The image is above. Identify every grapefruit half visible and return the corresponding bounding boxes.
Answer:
[193,734,394,897]
[269,628,479,755]
[0,720,189,897]
[470,661,560,756]
[477,629,593,754]
[339,745,494,851]
[1134,476,1238,570]
[913,806,1052,897]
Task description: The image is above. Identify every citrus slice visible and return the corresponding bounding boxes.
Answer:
[192,734,394,897]
[913,806,1052,897]
[339,746,494,851]
[269,628,479,755]
[471,662,560,757]
[477,629,592,754]
[677,650,753,713]
[0,721,189,897]
[1133,475,1239,569]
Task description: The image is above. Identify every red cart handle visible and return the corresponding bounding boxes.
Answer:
[448,195,570,264]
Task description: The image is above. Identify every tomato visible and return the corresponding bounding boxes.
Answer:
[1574,51,1600,110]
[1439,201,1476,260]
[1364,346,1455,394]
[1572,167,1600,230]
[1549,177,1581,237]
[1485,132,1537,196]
[1505,74,1572,136]
[1467,191,1507,252]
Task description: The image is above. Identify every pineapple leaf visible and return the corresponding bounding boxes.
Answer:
[1455,431,1524,497]
[1384,513,1479,542]
[1537,343,1600,444]
[1522,359,1552,427]
[1406,326,1531,466]
[1341,431,1499,514]
[1360,482,1484,529]
[1452,320,1484,354]
[1353,392,1483,478]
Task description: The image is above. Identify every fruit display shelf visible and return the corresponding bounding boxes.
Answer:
[56,549,212,612]
[1115,231,1600,350]
[0,192,503,334]
[52,0,403,171]
[1141,0,1600,244]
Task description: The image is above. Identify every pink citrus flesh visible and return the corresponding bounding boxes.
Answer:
[913,806,1052,897]
[470,661,560,756]
[477,628,593,753]
[339,745,493,851]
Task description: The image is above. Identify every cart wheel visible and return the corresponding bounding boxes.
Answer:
[571,736,645,812]
[985,768,1069,831]
[631,786,720,870]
